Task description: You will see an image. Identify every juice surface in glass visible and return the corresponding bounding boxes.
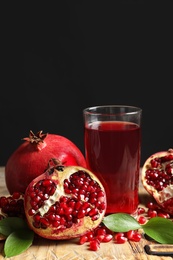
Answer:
[84,120,141,215]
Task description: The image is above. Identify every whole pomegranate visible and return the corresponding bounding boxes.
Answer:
[5,130,86,194]
[24,160,107,240]
[141,148,173,215]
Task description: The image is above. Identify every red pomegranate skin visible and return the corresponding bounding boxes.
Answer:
[5,131,87,194]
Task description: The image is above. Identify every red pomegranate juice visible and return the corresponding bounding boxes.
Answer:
[84,121,141,215]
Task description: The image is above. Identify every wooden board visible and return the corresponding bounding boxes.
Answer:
[0,167,172,260]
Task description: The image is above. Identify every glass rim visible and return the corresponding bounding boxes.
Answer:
[83,105,142,116]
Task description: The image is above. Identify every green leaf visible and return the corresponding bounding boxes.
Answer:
[4,229,34,258]
[102,213,141,232]
[0,217,28,237]
[143,217,173,244]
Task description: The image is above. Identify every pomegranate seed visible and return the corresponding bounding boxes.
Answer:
[133,233,142,242]
[52,220,60,227]
[28,208,36,216]
[89,197,97,204]
[95,227,107,236]
[40,218,49,228]
[166,164,173,175]
[60,217,66,225]
[89,239,100,251]
[66,221,73,228]
[81,201,90,210]
[114,232,127,244]
[137,207,145,215]
[12,192,21,200]
[30,191,36,198]
[79,235,88,244]
[126,230,141,242]
[68,200,75,208]
[86,231,94,241]
[88,208,98,217]
[150,158,160,168]
[42,179,53,187]
[34,213,41,222]
[97,191,105,198]
[147,209,157,218]
[75,201,83,210]
[157,212,170,218]
[42,194,49,200]
[47,213,56,222]
[63,207,73,215]
[162,154,173,162]
[91,215,99,221]
[0,197,8,207]
[96,235,104,242]
[77,209,86,219]
[102,234,113,242]
[126,230,134,240]
[138,215,147,224]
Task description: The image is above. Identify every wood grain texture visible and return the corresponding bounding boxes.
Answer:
[0,167,172,260]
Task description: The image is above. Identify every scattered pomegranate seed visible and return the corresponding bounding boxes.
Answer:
[79,235,88,245]
[157,212,170,218]
[95,226,107,236]
[101,234,113,242]
[12,191,22,200]
[89,238,100,251]
[126,230,141,242]
[137,207,146,215]
[86,231,94,241]
[138,215,147,224]
[114,232,127,244]
[147,209,157,218]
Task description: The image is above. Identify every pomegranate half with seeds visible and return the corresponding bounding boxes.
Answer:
[141,148,173,214]
[24,161,107,240]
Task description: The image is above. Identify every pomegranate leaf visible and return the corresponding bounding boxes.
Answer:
[102,213,141,232]
[4,229,34,258]
[0,217,28,237]
[103,213,173,245]
[142,217,173,244]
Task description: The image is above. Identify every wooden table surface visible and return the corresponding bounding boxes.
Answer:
[0,167,172,260]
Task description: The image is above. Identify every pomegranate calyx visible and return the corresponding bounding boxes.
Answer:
[22,130,48,144]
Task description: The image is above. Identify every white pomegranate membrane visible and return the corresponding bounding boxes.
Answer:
[24,165,107,240]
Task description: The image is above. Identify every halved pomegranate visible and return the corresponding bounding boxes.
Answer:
[141,148,173,214]
[24,160,107,240]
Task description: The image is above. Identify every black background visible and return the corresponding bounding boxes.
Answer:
[1,2,173,166]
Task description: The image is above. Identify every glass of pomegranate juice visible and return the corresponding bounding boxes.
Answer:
[83,105,142,215]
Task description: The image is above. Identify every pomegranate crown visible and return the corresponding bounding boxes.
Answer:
[22,130,48,144]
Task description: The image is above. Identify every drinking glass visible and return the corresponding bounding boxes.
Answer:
[83,105,142,215]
